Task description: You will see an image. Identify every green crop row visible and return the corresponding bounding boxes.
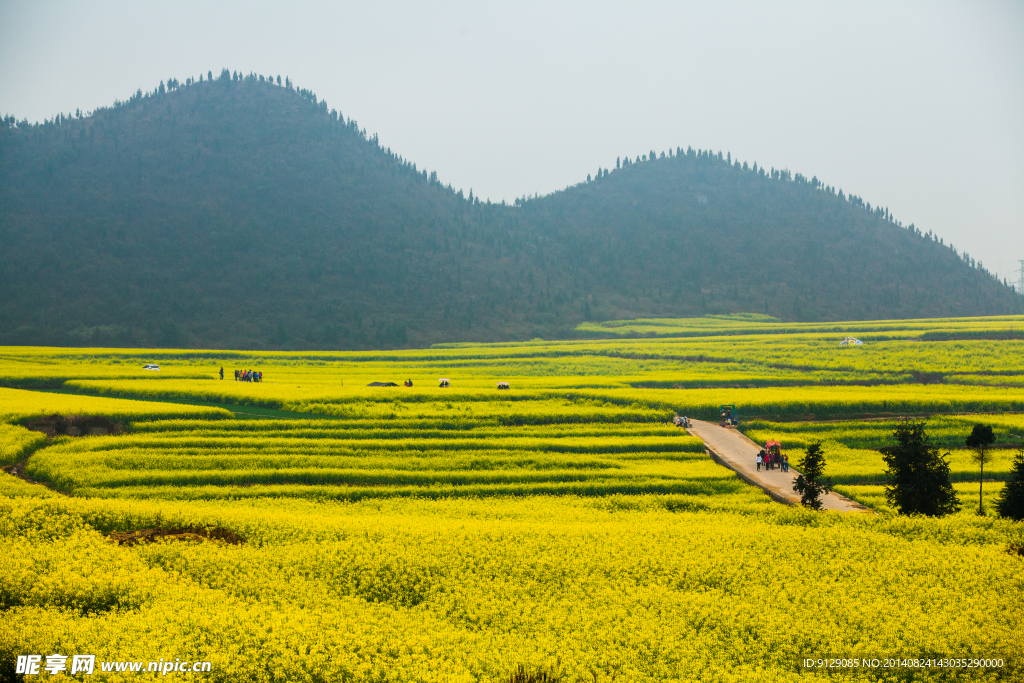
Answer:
[127,418,688,439]
[63,476,749,502]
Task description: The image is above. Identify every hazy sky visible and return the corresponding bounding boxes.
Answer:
[2,0,1022,286]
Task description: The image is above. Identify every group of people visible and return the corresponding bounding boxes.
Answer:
[231,368,263,383]
[757,447,789,472]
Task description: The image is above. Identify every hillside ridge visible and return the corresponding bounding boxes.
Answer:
[1,70,1020,349]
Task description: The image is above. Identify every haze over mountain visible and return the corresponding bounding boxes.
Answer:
[1,71,1020,350]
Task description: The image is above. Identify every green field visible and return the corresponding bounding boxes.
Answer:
[2,315,1023,681]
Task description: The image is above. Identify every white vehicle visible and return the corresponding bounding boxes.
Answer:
[143,364,161,371]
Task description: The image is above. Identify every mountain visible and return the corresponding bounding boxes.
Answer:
[1,70,1020,349]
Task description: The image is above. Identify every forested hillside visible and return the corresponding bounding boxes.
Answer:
[1,70,1020,349]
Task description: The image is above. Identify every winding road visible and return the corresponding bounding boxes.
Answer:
[686,419,871,512]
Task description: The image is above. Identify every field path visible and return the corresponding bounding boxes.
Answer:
[687,420,871,512]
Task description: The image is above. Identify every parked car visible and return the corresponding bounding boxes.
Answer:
[143,364,160,371]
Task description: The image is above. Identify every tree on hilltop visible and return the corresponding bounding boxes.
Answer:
[996,438,1024,521]
[793,441,831,510]
[881,420,960,517]
[965,424,996,514]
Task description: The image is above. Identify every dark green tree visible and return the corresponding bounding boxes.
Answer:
[793,441,830,510]
[965,424,996,514]
[881,420,960,517]
[995,439,1024,521]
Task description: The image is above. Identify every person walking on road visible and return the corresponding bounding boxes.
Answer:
[756,453,762,471]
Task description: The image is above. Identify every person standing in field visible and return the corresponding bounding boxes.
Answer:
[219,367,224,380]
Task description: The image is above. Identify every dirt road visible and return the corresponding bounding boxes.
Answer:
[686,419,871,512]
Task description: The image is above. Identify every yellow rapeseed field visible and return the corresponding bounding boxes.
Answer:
[0,386,232,423]
[1,317,1023,681]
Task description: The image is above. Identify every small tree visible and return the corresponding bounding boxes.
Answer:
[996,439,1024,521]
[793,442,830,510]
[881,420,960,517]
[965,424,996,514]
